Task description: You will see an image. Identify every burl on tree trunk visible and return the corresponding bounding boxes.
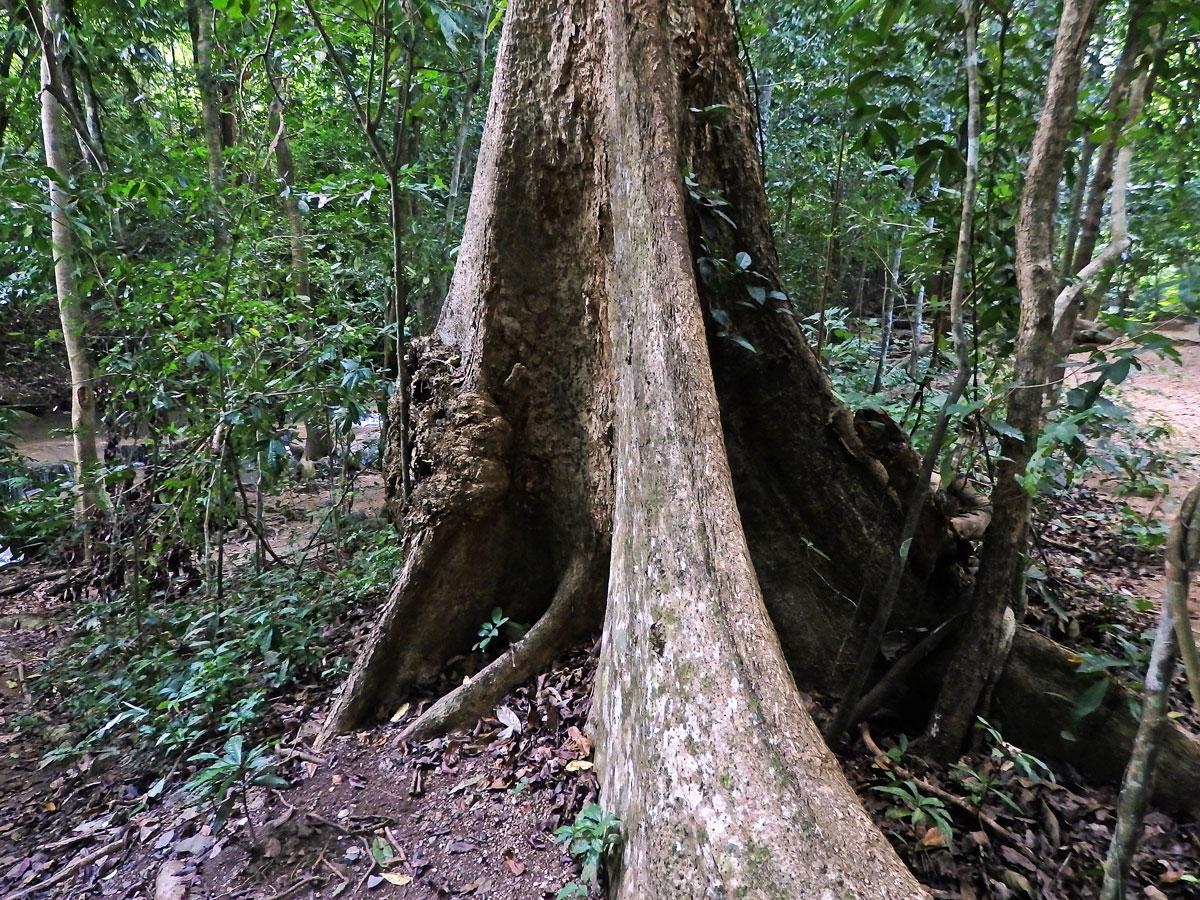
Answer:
[318,0,1200,892]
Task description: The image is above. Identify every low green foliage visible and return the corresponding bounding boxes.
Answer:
[951,719,1054,813]
[0,411,76,558]
[36,522,401,766]
[873,778,955,848]
[1064,625,1151,739]
[553,803,622,900]
[974,717,1055,785]
[187,735,288,841]
[473,606,512,653]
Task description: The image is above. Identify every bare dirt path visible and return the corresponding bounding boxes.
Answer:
[1118,317,1200,511]
[1111,316,1200,631]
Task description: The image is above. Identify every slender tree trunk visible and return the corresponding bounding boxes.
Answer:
[872,242,904,393]
[0,0,21,149]
[925,0,1100,759]
[430,5,489,322]
[828,0,982,747]
[1071,2,1148,281]
[302,0,417,499]
[1059,130,1094,286]
[39,0,100,520]
[1100,485,1200,900]
[1053,60,1149,351]
[268,97,311,301]
[268,93,330,463]
[385,176,411,502]
[187,0,229,250]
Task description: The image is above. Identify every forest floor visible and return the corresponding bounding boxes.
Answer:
[1,320,1199,900]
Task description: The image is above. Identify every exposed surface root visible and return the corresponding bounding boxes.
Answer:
[400,547,603,741]
[995,627,1200,817]
[317,359,520,744]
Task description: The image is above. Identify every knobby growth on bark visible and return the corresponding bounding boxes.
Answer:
[318,0,1200,892]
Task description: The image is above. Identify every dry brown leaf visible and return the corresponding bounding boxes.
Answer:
[566,725,592,756]
[918,827,946,849]
[503,854,526,876]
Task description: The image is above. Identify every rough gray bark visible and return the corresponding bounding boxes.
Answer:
[319,0,934,890]
[39,0,100,520]
[316,0,1200,891]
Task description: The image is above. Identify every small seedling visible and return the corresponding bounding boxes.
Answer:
[553,803,622,899]
[473,607,511,652]
[873,778,955,848]
[187,735,289,844]
[976,717,1055,783]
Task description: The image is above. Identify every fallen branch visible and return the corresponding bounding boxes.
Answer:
[2,837,125,900]
[262,875,323,900]
[848,617,960,728]
[0,570,71,597]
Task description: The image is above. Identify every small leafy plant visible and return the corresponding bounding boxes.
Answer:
[553,803,622,899]
[975,717,1055,783]
[473,606,511,652]
[187,735,288,844]
[873,778,955,848]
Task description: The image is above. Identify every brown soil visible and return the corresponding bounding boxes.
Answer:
[1108,317,1200,514]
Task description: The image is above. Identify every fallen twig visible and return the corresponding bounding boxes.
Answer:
[1,837,125,900]
[261,874,322,900]
[0,570,71,597]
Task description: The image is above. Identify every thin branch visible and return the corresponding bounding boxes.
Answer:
[300,0,390,169]
[23,0,106,171]
[2,838,126,900]
[1052,65,1149,336]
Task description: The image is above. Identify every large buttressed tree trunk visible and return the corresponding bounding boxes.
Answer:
[320,0,1200,887]
[320,0,941,891]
